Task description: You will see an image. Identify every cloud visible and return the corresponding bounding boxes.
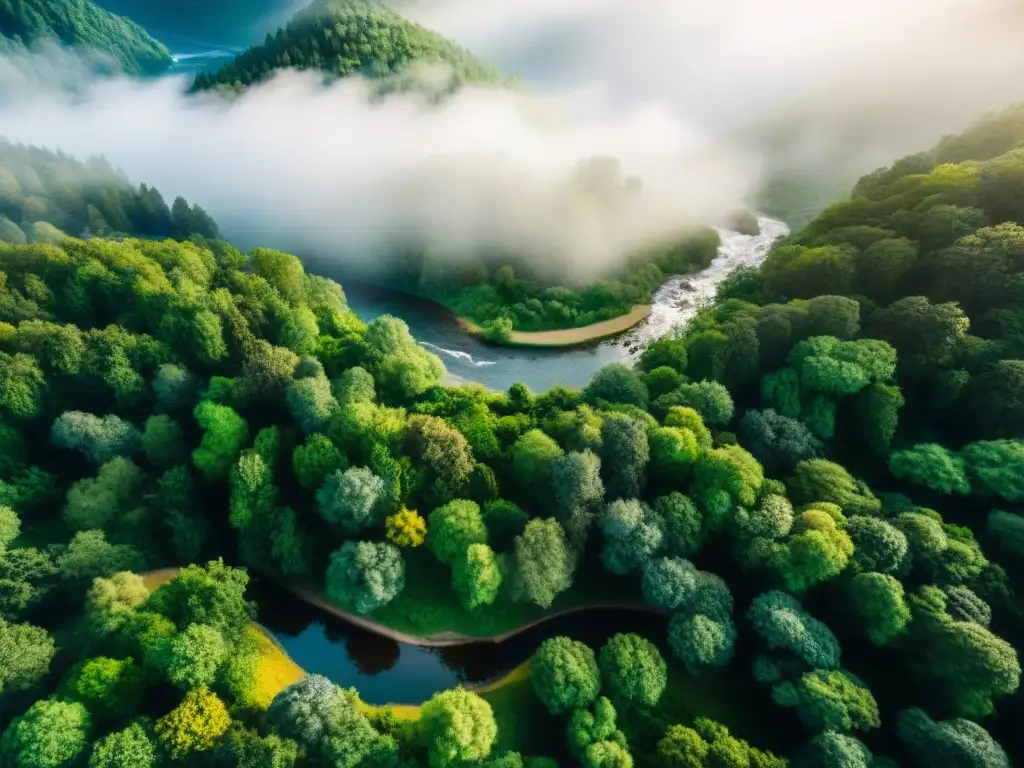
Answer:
[1,0,1024,279]
[400,0,1024,170]
[0,55,757,282]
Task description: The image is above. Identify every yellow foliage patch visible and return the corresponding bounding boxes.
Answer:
[244,627,306,710]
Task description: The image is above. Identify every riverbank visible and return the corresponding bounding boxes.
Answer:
[458,304,651,347]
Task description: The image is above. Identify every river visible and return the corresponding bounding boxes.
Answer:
[337,216,789,392]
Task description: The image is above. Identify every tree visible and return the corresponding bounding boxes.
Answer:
[598,633,667,707]
[771,507,854,592]
[61,656,144,719]
[600,499,663,575]
[889,444,970,495]
[0,618,54,694]
[292,433,345,491]
[531,636,601,714]
[57,530,145,583]
[567,697,625,760]
[961,440,1024,502]
[155,685,231,760]
[316,467,385,534]
[483,499,530,551]
[551,450,605,548]
[166,624,227,689]
[333,367,376,405]
[793,731,873,768]
[788,460,881,516]
[0,352,45,420]
[644,367,684,399]
[84,571,148,642]
[140,414,185,468]
[452,544,502,611]
[642,557,698,611]
[962,360,1024,440]
[639,338,688,374]
[385,508,427,548]
[773,670,880,733]
[584,364,648,408]
[600,413,649,500]
[406,415,475,504]
[654,493,703,559]
[511,429,564,507]
[848,572,910,645]
[88,722,157,768]
[845,517,908,574]
[656,724,708,768]
[363,316,444,400]
[51,411,139,465]
[583,739,633,768]
[648,427,700,488]
[740,408,821,473]
[153,364,198,412]
[866,296,967,378]
[325,541,405,614]
[668,610,737,676]
[267,675,366,756]
[428,500,487,566]
[286,375,338,434]
[747,591,842,670]
[691,445,764,530]
[0,698,91,768]
[671,381,734,426]
[897,707,1010,768]
[62,457,144,531]
[985,510,1024,558]
[146,560,252,637]
[513,518,575,608]
[419,687,496,767]
[191,401,249,480]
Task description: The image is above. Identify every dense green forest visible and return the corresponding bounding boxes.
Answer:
[0,0,171,76]
[190,0,511,95]
[1,103,1024,768]
[0,141,218,245]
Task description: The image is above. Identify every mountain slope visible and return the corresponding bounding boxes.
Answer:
[191,0,510,93]
[0,0,172,75]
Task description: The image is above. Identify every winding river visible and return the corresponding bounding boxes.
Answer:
[339,216,789,392]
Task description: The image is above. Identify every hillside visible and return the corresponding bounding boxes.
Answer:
[93,0,291,48]
[0,0,172,76]
[0,140,218,245]
[190,0,511,94]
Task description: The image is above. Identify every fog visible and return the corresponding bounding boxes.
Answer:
[1,0,1023,279]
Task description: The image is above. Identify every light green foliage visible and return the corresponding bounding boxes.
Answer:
[0,698,91,768]
[543,404,603,453]
[788,336,896,396]
[513,518,575,608]
[658,718,786,768]
[62,457,144,531]
[140,414,185,468]
[326,541,405,614]
[452,543,502,611]
[663,406,713,449]
[644,366,684,399]
[154,685,231,760]
[511,428,564,505]
[642,557,698,611]
[773,670,880,733]
[748,591,842,669]
[656,723,708,768]
[599,412,649,500]
[567,697,625,760]
[57,530,145,583]
[317,467,385,534]
[166,623,227,689]
[0,351,45,420]
[428,499,487,566]
[665,569,736,675]
[846,516,908,574]
[788,459,881,516]
[648,427,700,486]
[419,687,496,767]
[897,707,1010,768]
[670,381,734,425]
[0,618,54,694]
[943,585,991,627]
[51,411,139,465]
[0,504,20,550]
[292,433,345,491]
[600,499,663,574]
[585,363,648,408]
[61,656,143,719]
[84,571,147,642]
[286,374,339,434]
[363,316,445,401]
[692,444,764,529]
[771,506,854,592]
[639,338,688,374]
[583,739,633,768]
[531,636,601,714]
[598,633,667,706]
[333,366,376,405]
[848,572,911,645]
[889,443,970,495]
[191,400,249,480]
[145,559,252,637]
[88,722,157,768]
[960,440,1024,502]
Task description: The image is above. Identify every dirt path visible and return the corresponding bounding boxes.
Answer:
[460,304,651,347]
